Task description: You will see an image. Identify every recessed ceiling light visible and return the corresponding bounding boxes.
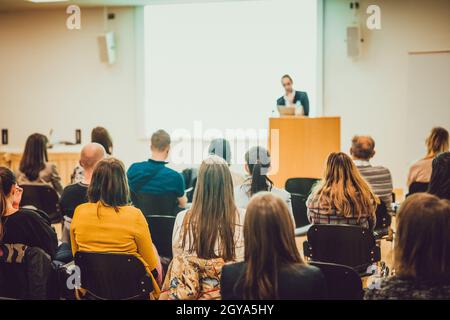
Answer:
[27,0,69,3]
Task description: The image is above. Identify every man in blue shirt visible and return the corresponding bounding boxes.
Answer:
[127,129,187,209]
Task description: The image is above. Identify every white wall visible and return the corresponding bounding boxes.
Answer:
[323,0,450,190]
[0,7,150,168]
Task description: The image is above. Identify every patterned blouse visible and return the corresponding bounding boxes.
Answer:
[159,255,225,300]
[364,276,450,300]
[306,192,376,230]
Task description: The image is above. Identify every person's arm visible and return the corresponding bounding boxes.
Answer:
[70,211,79,256]
[134,212,160,283]
[301,92,310,116]
[177,173,187,208]
[49,163,64,196]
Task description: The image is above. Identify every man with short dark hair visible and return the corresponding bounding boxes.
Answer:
[127,129,187,209]
[350,135,394,214]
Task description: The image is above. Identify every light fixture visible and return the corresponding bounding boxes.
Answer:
[27,0,69,3]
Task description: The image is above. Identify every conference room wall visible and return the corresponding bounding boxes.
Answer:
[323,0,450,191]
[0,7,150,169]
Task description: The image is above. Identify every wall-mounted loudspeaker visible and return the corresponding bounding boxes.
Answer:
[98,32,116,64]
[346,26,361,58]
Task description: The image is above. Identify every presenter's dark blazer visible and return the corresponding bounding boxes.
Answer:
[277,91,310,116]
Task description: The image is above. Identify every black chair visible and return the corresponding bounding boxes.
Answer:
[131,192,179,216]
[145,215,176,260]
[407,182,429,197]
[303,224,381,274]
[373,201,392,240]
[182,168,198,203]
[0,246,57,300]
[290,193,312,236]
[74,252,154,300]
[285,178,319,196]
[20,184,61,223]
[309,261,363,300]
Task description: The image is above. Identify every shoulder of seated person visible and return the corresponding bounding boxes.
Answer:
[222,261,245,273]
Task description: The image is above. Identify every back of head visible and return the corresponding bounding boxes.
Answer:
[88,157,129,211]
[184,155,237,261]
[395,193,450,284]
[151,129,171,152]
[242,192,302,299]
[208,138,232,165]
[428,152,450,201]
[19,133,49,181]
[0,167,16,238]
[350,135,375,160]
[80,143,107,171]
[426,127,449,157]
[91,127,113,155]
[245,146,273,196]
[313,152,376,218]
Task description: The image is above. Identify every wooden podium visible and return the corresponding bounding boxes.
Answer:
[268,116,341,188]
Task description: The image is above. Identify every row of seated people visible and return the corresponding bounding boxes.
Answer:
[0,154,449,299]
[1,126,449,299]
[13,125,450,209]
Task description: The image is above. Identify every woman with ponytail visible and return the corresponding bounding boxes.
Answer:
[234,146,293,221]
[0,166,58,259]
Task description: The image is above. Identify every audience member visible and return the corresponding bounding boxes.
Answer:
[127,129,187,209]
[428,152,450,201]
[171,155,245,260]
[407,127,449,188]
[234,146,294,223]
[71,127,113,183]
[16,133,63,195]
[208,138,245,187]
[350,135,394,214]
[221,192,326,300]
[365,193,450,300]
[161,155,245,300]
[70,158,162,298]
[60,143,106,243]
[307,152,378,230]
[0,167,58,259]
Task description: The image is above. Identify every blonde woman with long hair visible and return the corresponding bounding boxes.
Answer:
[307,152,378,230]
[407,127,449,188]
[160,155,245,300]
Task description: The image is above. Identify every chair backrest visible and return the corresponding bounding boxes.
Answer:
[303,224,380,272]
[290,193,310,228]
[74,252,154,300]
[131,192,179,216]
[374,201,392,231]
[407,182,429,197]
[19,184,61,223]
[285,178,319,196]
[309,261,363,300]
[145,215,176,259]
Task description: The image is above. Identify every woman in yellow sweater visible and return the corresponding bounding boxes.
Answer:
[70,157,161,298]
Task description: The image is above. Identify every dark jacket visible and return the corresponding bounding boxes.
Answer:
[276,91,310,116]
[220,262,326,300]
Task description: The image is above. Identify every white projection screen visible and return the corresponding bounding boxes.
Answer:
[143,0,320,139]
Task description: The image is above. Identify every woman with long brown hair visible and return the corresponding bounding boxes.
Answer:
[221,192,326,300]
[307,152,378,230]
[17,133,63,195]
[365,193,450,299]
[160,155,244,300]
[407,127,449,188]
[172,155,244,261]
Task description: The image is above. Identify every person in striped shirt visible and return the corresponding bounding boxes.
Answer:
[350,135,394,214]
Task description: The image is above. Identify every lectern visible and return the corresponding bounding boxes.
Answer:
[268,116,341,188]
